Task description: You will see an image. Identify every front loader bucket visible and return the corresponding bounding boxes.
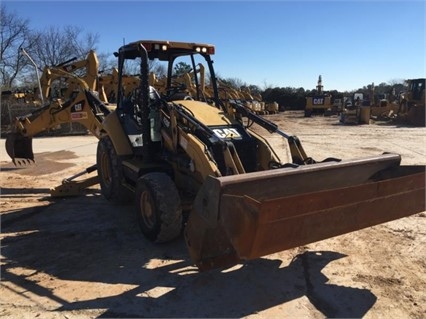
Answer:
[185,153,426,271]
[5,133,34,165]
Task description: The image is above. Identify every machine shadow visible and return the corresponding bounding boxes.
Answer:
[0,166,29,172]
[0,187,100,201]
[0,187,51,196]
[1,197,377,318]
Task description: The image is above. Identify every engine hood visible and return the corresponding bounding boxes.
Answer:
[174,100,233,126]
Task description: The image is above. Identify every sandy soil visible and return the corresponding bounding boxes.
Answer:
[1,111,425,318]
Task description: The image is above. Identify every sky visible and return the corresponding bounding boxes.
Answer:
[4,0,425,92]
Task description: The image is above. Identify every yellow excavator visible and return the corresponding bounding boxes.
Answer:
[6,40,425,272]
[305,75,334,117]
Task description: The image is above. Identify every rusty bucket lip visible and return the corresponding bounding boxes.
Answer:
[215,153,402,185]
[203,152,404,204]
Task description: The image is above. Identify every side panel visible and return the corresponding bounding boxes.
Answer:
[102,111,133,156]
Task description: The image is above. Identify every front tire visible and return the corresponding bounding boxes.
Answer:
[96,136,132,203]
[136,172,182,243]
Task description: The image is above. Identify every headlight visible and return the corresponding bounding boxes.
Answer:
[194,46,215,54]
[154,44,168,51]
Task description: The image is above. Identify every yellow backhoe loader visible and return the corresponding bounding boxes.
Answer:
[5,68,111,195]
[98,68,141,103]
[396,78,425,127]
[6,40,425,272]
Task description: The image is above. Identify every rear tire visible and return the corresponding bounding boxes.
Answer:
[97,136,132,203]
[136,172,182,243]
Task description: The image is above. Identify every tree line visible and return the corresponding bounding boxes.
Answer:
[0,4,407,110]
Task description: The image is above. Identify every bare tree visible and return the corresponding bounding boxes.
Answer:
[97,52,117,74]
[150,60,166,78]
[221,77,246,89]
[31,25,99,68]
[1,4,101,90]
[0,4,37,89]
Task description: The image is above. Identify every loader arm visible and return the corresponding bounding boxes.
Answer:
[170,101,248,176]
[231,101,330,164]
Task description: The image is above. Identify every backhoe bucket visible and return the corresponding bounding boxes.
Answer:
[185,153,426,271]
[5,133,34,165]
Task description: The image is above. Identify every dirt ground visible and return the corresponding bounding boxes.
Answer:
[1,111,425,318]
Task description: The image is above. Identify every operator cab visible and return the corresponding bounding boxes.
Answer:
[118,85,163,153]
[116,40,219,104]
[114,40,222,152]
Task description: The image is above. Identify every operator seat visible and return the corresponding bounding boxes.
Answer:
[122,86,161,115]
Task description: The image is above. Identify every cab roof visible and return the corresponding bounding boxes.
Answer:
[117,40,215,61]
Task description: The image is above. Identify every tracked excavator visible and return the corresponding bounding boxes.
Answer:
[6,40,426,272]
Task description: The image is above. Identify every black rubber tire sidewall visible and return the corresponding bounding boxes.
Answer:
[96,136,132,203]
[135,172,182,243]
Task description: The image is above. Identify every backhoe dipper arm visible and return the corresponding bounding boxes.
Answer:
[6,70,110,165]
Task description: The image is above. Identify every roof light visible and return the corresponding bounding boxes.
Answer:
[194,46,212,54]
[161,44,168,51]
[154,44,160,50]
